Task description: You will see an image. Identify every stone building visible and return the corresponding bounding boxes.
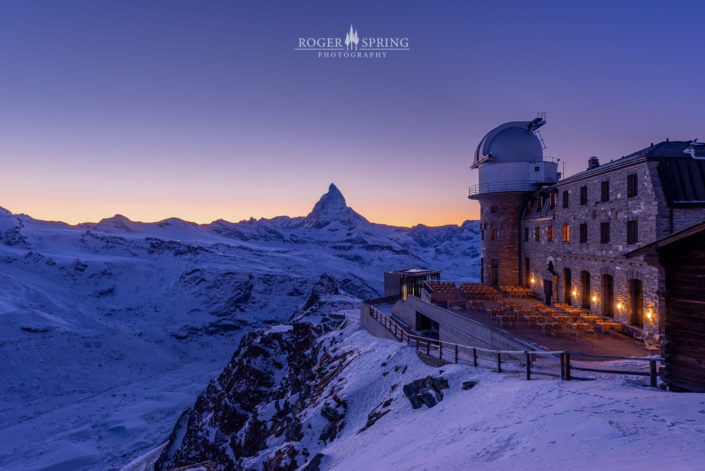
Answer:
[470,121,705,336]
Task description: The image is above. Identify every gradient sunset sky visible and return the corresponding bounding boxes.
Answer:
[1,0,703,226]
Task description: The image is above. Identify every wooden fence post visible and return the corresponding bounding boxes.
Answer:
[526,352,531,380]
[497,352,502,372]
[455,344,458,364]
[565,353,571,381]
[650,360,657,388]
[473,348,478,367]
[560,353,565,380]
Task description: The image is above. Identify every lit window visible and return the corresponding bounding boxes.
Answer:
[547,226,554,242]
[562,224,570,243]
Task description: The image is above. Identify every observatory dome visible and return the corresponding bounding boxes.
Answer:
[473,120,544,167]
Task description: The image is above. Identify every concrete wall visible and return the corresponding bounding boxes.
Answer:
[392,296,535,360]
[360,296,403,343]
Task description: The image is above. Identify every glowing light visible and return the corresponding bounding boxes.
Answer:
[572,289,577,297]
[646,311,653,320]
[530,277,535,284]
[617,302,623,310]
[592,295,598,303]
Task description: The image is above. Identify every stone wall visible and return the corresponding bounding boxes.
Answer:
[515,157,705,336]
[478,191,530,287]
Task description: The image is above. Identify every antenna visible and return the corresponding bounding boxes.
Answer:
[534,112,548,150]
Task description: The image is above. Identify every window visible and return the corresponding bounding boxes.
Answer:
[562,190,569,208]
[524,227,529,242]
[600,222,610,244]
[490,258,499,285]
[627,220,639,244]
[549,192,556,209]
[547,226,554,242]
[481,229,484,241]
[580,186,588,205]
[537,196,544,212]
[629,279,644,327]
[601,180,610,202]
[562,224,570,242]
[627,174,638,197]
[579,223,588,243]
[491,229,498,240]
[490,205,498,214]
[535,227,540,242]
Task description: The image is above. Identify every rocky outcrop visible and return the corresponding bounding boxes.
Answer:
[402,376,449,409]
[155,317,355,471]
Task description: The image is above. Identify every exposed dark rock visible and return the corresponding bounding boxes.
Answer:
[155,319,352,471]
[402,376,449,409]
[301,273,340,312]
[358,397,393,434]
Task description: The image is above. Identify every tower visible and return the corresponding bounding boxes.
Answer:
[469,118,557,286]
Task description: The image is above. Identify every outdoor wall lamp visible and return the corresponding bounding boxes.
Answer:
[617,302,623,310]
[592,295,598,303]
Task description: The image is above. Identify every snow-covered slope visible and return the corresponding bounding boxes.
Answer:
[152,295,705,471]
[0,184,480,470]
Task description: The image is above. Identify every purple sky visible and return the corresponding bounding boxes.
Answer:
[1,0,703,226]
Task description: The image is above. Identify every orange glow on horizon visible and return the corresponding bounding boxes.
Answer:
[2,195,480,228]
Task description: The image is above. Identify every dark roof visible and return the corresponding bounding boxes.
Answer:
[625,219,705,258]
[530,140,705,205]
[658,157,705,204]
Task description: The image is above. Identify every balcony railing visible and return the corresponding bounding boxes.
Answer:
[468,181,538,197]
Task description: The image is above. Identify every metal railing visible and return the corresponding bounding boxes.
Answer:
[468,181,538,197]
[367,305,662,387]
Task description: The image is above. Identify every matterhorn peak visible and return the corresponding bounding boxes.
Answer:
[304,183,368,228]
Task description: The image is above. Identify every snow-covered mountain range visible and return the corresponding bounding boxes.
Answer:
[0,184,480,470]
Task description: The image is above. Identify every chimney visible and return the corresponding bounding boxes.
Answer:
[587,156,599,170]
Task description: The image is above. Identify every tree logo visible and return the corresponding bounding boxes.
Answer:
[345,25,359,51]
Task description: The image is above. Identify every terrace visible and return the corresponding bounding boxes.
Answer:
[425,282,648,358]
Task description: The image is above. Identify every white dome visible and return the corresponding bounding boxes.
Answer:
[473,119,545,167]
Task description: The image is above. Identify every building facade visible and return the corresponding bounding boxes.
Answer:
[471,121,705,336]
